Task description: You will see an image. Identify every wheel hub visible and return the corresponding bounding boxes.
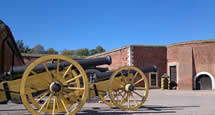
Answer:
[50,82,62,93]
[125,84,134,92]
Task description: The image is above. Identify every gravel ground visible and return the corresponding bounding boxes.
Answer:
[0,90,214,115]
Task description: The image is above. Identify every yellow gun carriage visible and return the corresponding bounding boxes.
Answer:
[0,55,156,115]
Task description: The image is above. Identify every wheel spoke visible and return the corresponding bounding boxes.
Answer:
[66,87,84,90]
[120,71,127,83]
[63,74,82,85]
[115,92,119,103]
[39,93,53,112]
[65,81,77,86]
[134,87,146,90]
[56,96,59,110]
[63,64,73,79]
[60,95,69,114]
[63,89,76,94]
[118,91,124,98]
[52,96,56,115]
[131,93,137,106]
[71,70,81,88]
[43,63,53,79]
[133,91,144,98]
[134,78,144,86]
[134,72,138,78]
[31,71,37,75]
[46,96,53,109]
[127,69,130,75]
[57,59,60,75]
[127,93,130,108]
[36,91,49,102]
[131,72,139,84]
[118,91,126,102]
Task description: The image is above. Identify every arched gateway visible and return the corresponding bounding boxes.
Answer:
[194,72,215,90]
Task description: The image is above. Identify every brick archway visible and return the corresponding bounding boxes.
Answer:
[194,72,215,90]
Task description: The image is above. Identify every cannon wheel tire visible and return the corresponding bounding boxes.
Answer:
[108,66,149,111]
[20,55,88,115]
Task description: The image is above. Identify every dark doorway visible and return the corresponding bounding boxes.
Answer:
[170,66,177,82]
[150,73,157,87]
[169,66,177,89]
[196,75,212,90]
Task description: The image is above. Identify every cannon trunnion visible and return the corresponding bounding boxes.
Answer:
[0,55,155,115]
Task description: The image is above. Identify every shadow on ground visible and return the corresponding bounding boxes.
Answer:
[0,105,200,115]
[77,105,200,115]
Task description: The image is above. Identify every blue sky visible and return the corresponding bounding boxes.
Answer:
[1,0,215,51]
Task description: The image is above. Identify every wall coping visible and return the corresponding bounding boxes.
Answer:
[87,45,166,58]
[167,39,215,47]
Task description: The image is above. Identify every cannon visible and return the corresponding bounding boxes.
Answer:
[0,55,156,115]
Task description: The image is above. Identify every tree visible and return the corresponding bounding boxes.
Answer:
[61,49,75,56]
[47,48,58,54]
[23,45,32,53]
[96,45,105,53]
[16,40,32,53]
[16,40,25,53]
[89,49,98,55]
[32,44,45,54]
[76,48,89,56]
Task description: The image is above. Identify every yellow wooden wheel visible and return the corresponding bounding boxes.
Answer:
[98,90,114,107]
[20,55,88,115]
[108,66,149,111]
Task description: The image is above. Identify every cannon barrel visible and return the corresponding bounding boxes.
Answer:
[10,55,112,74]
[94,65,157,82]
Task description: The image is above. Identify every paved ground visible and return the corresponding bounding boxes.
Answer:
[0,90,215,115]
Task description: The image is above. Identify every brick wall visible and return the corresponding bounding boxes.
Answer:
[89,45,167,89]
[88,47,129,70]
[132,46,167,88]
[22,56,40,65]
[167,42,215,90]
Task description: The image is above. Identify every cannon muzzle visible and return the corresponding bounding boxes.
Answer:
[139,65,157,73]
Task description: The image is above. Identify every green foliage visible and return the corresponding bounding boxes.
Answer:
[16,40,106,57]
[47,48,58,54]
[76,48,89,56]
[61,49,75,56]
[90,49,98,55]
[96,45,106,53]
[23,45,32,53]
[89,45,106,56]
[16,40,32,53]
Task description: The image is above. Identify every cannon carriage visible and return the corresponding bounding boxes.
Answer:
[0,55,156,115]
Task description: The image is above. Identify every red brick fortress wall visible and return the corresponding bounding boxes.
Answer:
[132,46,167,88]
[167,41,215,90]
[87,46,129,70]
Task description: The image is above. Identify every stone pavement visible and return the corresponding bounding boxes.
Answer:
[0,90,215,115]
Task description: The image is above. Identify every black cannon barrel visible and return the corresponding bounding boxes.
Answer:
[94,65,157,82]
[10,55,112,74]
[78,55,111,68]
